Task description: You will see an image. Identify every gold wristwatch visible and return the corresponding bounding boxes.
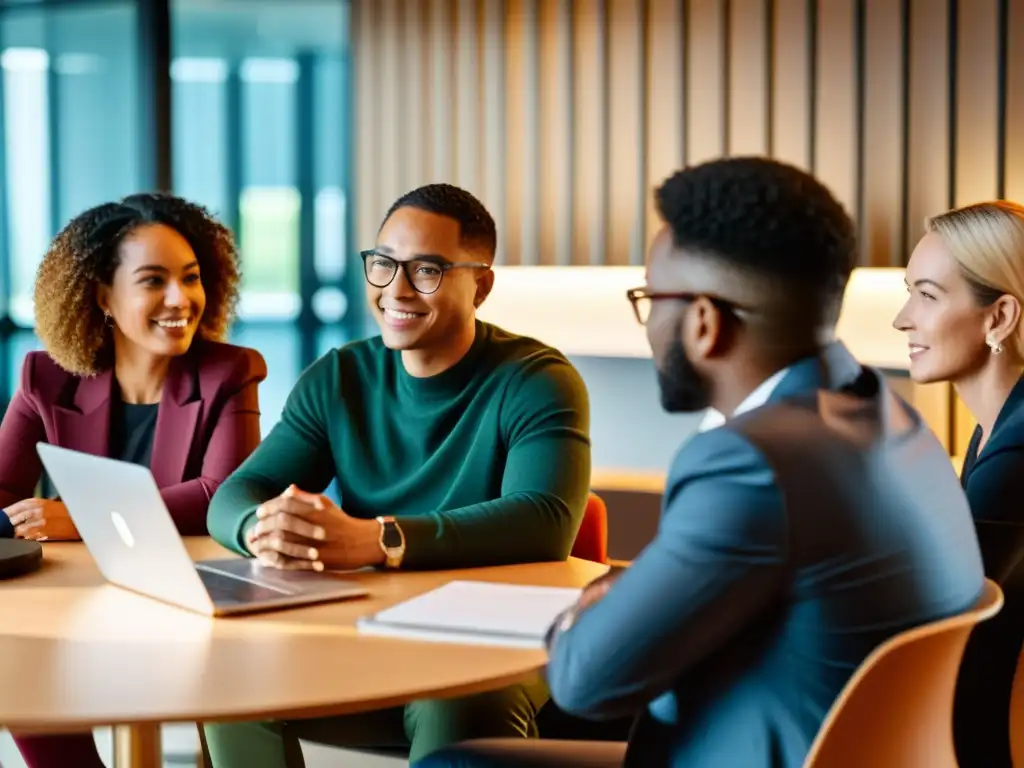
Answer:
[376,515,406,569]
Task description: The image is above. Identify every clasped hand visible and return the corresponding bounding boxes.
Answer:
[246,485,383,571]
[5,499,79,541]
[576,569,620,612]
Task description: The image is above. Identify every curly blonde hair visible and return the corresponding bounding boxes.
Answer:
[33,193,241,376]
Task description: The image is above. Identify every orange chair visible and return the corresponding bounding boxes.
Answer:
[803,579,1003,768]
[570,492,608,564]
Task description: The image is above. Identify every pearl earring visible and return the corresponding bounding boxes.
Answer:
[986,332,1005,355]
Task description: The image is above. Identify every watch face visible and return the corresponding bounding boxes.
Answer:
[382,522,403,549]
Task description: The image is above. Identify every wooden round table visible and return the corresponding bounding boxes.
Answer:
[0,538,608,767]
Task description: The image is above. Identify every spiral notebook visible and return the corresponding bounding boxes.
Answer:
[356,581,583,649]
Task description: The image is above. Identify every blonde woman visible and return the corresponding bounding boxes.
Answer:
[894,200,1024,768]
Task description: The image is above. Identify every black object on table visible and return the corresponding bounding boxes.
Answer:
[0,538,43,579]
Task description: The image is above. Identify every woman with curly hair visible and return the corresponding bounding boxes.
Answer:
[0,193,267,768]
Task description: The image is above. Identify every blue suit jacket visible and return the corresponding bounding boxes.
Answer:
[545,343,985,768]
[953,376,1024,767]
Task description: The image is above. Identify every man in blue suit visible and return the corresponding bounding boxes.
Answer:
[419,157,986,768]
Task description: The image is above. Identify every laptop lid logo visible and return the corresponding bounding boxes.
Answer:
[110,512,135,548]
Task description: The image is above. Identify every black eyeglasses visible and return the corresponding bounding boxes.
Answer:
[360,250,491,295]
[626,287,744,325]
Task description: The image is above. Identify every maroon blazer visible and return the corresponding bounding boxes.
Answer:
[0,339,267,535]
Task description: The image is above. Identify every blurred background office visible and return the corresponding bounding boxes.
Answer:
[0,0,1017,543]
[0,0,358,443]
[0,0,1021,552]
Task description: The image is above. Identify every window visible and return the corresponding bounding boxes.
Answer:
[0,1,354,415]
[1,1,141,327]
[171,0,349,325]
[171,0,352,430]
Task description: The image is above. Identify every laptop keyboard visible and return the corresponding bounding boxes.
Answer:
[197,568,289,605]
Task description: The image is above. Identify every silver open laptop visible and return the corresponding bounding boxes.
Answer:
[36,443,369,617]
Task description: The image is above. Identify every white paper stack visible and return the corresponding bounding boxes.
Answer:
[356,581,583,649]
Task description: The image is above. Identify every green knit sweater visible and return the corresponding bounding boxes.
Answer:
[207,321,592,569]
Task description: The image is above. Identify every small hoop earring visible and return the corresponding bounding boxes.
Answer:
[986,332,1005,355]
[103,313,113,327]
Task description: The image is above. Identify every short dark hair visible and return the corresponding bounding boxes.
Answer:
[34,192,240,376]
[654,157,857,322]
[380,183,497,260]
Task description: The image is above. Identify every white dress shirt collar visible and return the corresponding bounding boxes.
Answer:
[697,366,791,433]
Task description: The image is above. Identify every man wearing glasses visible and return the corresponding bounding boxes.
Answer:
[203,183,591,766]
[421,159,984,767]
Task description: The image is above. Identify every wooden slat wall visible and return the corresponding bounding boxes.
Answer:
[861,0,905,267]
[352,0,1024,268]
[770,0,811,170]
[1008,0,1024,203]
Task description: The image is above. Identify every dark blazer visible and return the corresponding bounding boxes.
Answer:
[961,375,1024,578]
[544,342,985,768]
[0,339,267,537]
[953,375,1024,767]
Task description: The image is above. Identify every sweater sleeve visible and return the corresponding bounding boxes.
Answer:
[206,353,338,554]
[397,356,592,569]
[545,428,787,719]
[0,354,49,535]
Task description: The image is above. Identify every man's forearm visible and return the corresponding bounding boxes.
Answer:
[395,491,582,570]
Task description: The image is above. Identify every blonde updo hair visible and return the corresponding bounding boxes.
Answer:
[926,200,1024,361]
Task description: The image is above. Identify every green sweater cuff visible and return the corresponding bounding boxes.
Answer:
[232,509,259,556]
[394,515,437,570]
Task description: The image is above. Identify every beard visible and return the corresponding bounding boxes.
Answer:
[656,326,712,413]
